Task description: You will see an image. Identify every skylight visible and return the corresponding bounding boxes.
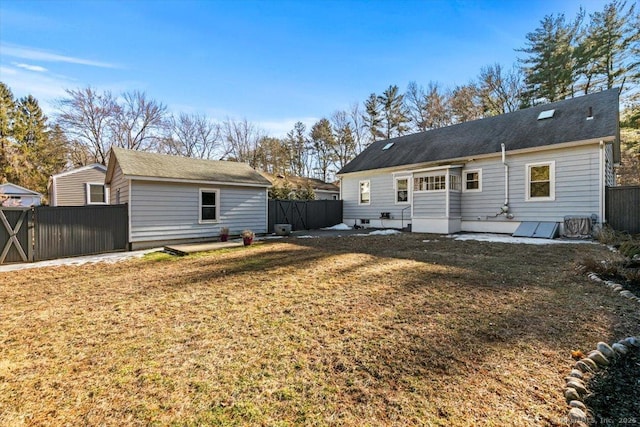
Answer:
[537,109,555,120]
[382,142,394,150]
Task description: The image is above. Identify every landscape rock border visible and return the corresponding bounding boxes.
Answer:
[587,272,640,304]
[563,271,640,426]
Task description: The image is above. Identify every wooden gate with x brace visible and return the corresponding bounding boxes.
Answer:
[0,207,34,264]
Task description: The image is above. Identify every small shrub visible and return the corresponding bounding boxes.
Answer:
[619,241,640,259]
[577,256,623,277]
[594,226,621,245]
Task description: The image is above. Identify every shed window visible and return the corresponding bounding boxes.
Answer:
[526,162,555,201]
[86,183,107,204]
[199,189,220,222]
[359,180,370,204]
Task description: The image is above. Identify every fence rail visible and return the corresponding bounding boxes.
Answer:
[268,200,343,232]
[0,204,128,264]
[606,186,640,234]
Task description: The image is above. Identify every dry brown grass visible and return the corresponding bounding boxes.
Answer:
[1,234,638,426]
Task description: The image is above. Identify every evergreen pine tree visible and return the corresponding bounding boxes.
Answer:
[363,93,384,142]
[518,13,583,105]
[378,85,410,139]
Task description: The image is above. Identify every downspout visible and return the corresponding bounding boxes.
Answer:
[599,140,605,227]
[501,143,510,214]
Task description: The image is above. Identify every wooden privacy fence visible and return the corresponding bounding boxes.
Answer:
[268,200,343,232]
[606,186,640,234]
[0,204,128,264]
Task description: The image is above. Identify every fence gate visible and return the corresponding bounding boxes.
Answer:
[268,200,343,232]
[606,186,640,234]
[0,208,34,263]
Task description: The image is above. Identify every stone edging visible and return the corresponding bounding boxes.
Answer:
[563,272,640,426]
[587,272,640,303]
[564,336,639,426]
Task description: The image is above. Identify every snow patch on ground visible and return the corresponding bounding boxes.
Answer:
[448,233,597,245]
[368,229,402,236]
[321,223,352,230]
[296,235,319,239]
[0,248,160,272]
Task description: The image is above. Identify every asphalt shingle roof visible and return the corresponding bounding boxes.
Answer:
[107,148,272,186]
[259,172,340,192]
[339,89,620,175]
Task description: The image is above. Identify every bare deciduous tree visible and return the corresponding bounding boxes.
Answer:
[163,113,221,159]
[449,83,483,124]
[478,63,524,115]
[56,87,167,165]
[222,118,264,167]
[56,87,117,165]
[330,110,357,172]
[110,91,167,152]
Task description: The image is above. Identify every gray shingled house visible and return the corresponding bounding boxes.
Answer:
[337,89,620,235]
[48,163,108,206]
[105,148,271,249]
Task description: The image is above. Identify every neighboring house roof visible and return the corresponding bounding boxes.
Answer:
[339,89,620,175]
[0,183,42,196]
[105,147,272,187]
[48,163,107,194]
[260,172,340,192]
[50,163,106,180]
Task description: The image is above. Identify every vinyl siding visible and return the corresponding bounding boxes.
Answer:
[130,180,266,243]
[462,144,601,221]
[413,191,446,217]
[342,171,411,220]
[108,163,129,205]
[53,167,106,206]
[449,191,461,217]
[342,143,604,226]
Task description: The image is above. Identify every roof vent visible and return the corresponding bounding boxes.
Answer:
[586,106,594,120]
[382,142,394,150]
[537,109,555,120]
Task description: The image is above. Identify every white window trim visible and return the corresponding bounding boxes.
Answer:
[359,180,370,205]
[413,174,447,193]
[394,177,410,204]
[525,161,555,201]
[462,169,482,193]
[85,182,109,205]
[199,188,220,223]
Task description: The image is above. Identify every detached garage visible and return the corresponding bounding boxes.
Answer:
[105,147,271,250]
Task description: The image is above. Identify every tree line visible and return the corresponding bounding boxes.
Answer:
[1,0,638,198]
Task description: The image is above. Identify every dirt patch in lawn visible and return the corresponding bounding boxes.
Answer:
[1,234,638,426]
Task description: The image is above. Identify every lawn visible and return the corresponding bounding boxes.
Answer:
[1,234,638,426]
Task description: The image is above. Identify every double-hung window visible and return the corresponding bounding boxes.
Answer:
[395,177,409,203]
[463,169,482,192]
[199,188,220,222]
[359,180,370,204]
[526,161,555,201]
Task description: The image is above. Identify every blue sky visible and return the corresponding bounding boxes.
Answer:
[0,0,611,136]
